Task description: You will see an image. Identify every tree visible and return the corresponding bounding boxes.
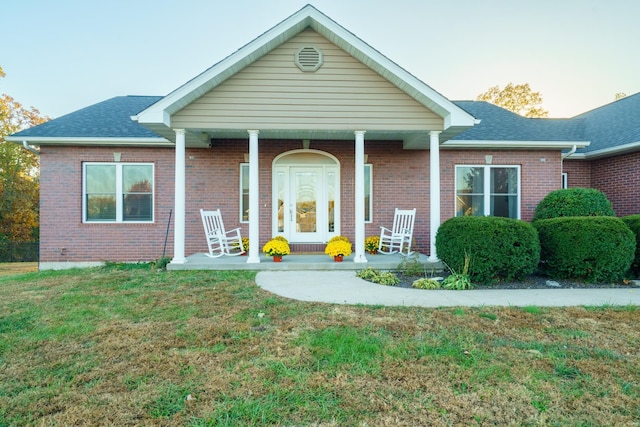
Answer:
[0,65,49,241]
[477,83,549,118]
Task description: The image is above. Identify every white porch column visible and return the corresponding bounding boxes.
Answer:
[354,130,368,263]
[247,130,261,263]
[171,129,187,264]
[429,130,442,262]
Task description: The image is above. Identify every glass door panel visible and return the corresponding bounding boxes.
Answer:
[327,171,335,233]
[291,167,322,242]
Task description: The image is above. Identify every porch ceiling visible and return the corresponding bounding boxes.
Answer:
[172,127,462,150]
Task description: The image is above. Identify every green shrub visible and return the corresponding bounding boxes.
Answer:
[535,217,635,282]
[356,267,380,281]
[533,188,615,221]
[356,268,399,286]
[412,278,441,289]
[396,252,424,277]
[621,214,640,277]
[442,273,473,290]
[375,271,400,286]
[435,216,540,284]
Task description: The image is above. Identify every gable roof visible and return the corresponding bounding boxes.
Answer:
[6,96,169,145]
[133,4,476,139]
[446,101,589,149]
[570,92,640,158]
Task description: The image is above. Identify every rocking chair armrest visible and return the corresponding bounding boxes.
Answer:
[379,226,392,233]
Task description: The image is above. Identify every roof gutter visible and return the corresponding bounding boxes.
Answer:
[566,140,640,160]
[562,144,577,159]
[441,140,590,150]
[5,136,173,146]
[22,141,40,156]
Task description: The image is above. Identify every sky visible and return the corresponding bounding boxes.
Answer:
[2,0,639,120]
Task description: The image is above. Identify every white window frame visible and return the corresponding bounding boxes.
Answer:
[240,163,249,223]
[455,165,521,219]
[83,162,154,223]
[562,172,568,189]
[365,164,373,223]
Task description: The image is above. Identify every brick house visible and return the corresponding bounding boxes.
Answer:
[7,5,639,270]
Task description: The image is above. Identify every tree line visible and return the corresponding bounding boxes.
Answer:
[0,65,48,243]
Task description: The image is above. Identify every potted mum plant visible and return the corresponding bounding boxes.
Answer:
[262,236,290,262]
[324,236,352,262]
[234,237,249,255]
[365,235,380,254]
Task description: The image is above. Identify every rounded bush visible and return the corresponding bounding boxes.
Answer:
[534,216,635,282]
[621,214,640,277]
[435,216,540,284]
[532,188,615,221]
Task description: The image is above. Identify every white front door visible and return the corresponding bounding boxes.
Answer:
[273,151,339,243]
[290,167,322,242]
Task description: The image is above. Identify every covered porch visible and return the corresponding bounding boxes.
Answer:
[168,252,442,271]
[132,6,478,268]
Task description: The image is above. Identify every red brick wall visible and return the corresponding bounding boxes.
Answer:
[563,160,592,188]
[561,155,639,216]
[188,139,431,254]
[591,152,640,216]
[39,146,175,262]
[40,144,564,262]
[440,150,562,223]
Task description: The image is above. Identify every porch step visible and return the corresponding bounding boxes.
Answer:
[170,252,444,272]
[289,243,325,254]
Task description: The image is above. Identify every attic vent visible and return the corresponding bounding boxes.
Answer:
[295,46,323,72]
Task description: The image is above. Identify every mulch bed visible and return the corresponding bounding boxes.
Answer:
[395,273,640,290]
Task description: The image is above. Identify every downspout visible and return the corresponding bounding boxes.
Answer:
[560,145,577,188]
[22,141,40,156]
[562,144,577,160]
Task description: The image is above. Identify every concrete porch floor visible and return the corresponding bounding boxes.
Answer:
[167,252,443,271]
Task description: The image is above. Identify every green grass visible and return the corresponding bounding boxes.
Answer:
[303,326,388,375]
[0,264,638,426]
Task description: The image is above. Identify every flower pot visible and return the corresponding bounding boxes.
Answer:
[334,255,343,262]
[273,255,283,262]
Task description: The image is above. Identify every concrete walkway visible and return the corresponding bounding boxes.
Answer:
[255,271,640,307]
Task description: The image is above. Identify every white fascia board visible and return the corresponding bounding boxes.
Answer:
[307,9,475,128]
[565,140,640,160]
[130,111,171,127]
[442,140,591,149]
[136,9,314,125]
[4,136,172,146]
[135,5,475,130]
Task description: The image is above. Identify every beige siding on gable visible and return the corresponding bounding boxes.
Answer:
[172,29,443,131]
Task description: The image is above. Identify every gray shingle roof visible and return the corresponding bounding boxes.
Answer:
[572,92,640,153]
[10,93,640,157]
[11,96,163,139]
[451,101,585,142]
[452,95,640,154]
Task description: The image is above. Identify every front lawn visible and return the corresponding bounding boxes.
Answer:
[1,264,638,425]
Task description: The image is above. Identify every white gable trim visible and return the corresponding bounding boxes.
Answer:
[134,5,475,130]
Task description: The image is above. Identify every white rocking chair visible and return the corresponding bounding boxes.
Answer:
[378,208,416,255]
[200,209,245,257]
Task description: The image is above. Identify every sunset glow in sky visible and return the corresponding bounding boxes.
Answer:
[2,0,639,119]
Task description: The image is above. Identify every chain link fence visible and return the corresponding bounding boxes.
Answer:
[0,242,39,262]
